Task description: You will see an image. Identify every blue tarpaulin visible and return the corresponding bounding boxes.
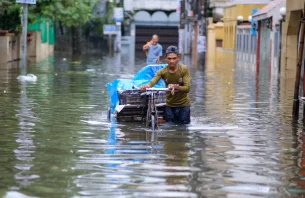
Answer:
[106,64,167,112]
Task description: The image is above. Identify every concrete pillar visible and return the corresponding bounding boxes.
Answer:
[207,24,216,63]
[184,23,191,54]
[280,2,304,117]
[179,29,185,57]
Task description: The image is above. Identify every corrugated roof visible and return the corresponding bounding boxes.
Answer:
[253,0,285,17]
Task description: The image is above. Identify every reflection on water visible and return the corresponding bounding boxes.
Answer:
[0,49,304,197]
[14,81,38,187]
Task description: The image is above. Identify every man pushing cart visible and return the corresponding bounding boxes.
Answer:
[107,46,191,128]
[140,46,191,125]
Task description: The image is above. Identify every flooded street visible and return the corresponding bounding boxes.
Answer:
[0,51,303,198]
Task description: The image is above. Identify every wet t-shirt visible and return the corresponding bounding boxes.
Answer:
[148,64,190,107]
[147,44,163,65]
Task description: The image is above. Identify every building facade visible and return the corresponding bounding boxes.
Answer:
[253,0,286,79]
[223,3,267,50]
[123,0,179,52]
[281,0,304,80]
[209,0,229,22]
[279,0,304,110]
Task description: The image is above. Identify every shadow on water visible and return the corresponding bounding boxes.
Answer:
[0,48,305,197]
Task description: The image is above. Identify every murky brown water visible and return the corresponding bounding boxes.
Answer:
[0,51,304,198]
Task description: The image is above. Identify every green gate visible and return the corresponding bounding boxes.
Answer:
[28,17,55,45]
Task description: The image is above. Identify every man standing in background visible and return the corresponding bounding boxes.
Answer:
[143,35,163,65]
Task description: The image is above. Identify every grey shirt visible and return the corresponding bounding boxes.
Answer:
[147,44,163,65]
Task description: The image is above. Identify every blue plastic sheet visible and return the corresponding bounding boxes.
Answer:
[106,64,167,112]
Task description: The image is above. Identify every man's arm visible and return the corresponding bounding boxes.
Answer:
[143,45,150,57]
[143,45,150,50]
[148,70,162,87]
[156,46,163,64]
[143,41,152,51]
[140,70,162,90]
[173,67,190,93]
[156,56,160,64]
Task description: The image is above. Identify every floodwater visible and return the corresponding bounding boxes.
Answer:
[0,50,303,198]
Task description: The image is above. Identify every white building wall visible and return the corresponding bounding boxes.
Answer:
[126,0,177,11]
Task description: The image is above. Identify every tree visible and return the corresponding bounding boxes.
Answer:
[0,0,39,32]
[37,0,95,54]
[0,0,21,33]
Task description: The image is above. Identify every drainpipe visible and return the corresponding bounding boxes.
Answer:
[192,20,198,66]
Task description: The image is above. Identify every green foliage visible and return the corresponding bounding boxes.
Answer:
[0,0,113,35]
[83,15,108,37]
[83,1,116,37]
[0,0,21,32]
[37,0,96,27]
[106,1,115,24]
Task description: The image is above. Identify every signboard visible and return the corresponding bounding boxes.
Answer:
[114,7,124,22]
[198,36,206,53]
[16,0,36,4]
[103,25,119,35]
[251,8,259,36]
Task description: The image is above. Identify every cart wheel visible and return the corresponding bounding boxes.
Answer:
[107,107,111,121]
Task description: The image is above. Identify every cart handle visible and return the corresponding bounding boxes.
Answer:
[132,85,170,92]
[146,88,170,91]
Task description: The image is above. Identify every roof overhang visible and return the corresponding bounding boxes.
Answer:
[253,0,285,21]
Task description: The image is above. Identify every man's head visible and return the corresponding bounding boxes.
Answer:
[152,35,159,45]
[165,46,180,68]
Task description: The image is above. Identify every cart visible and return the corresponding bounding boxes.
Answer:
[106,65,168,133]
[114,88,170,126]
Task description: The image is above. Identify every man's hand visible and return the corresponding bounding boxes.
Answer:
[143,45,149,50]
[168,84,179,95]
[140,84,150,91]
[168,84,179,89]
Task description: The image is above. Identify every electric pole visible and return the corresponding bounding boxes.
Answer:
[21,3,28,75]
[179,0,185,58]
[192,0,199,66]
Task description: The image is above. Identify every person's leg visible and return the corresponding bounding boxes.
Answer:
[165,106,176,124]
[178,106,191,125]
[173,107,181,124]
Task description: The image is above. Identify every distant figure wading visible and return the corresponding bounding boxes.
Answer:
[143,35,163,65]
